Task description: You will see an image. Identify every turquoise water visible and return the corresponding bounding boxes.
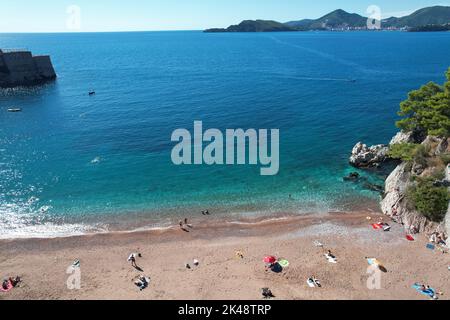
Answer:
[1,31,449,238]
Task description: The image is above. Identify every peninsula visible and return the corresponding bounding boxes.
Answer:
[205,20,296,33]
[0,49,56,88]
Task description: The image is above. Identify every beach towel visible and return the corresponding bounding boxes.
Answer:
[278,259,290,268]
[325,254,337,264]
[372,224,383,230]
[406,235,415,241]
[426,244,436,250]
[0,280,13,293]
[313,240,324,247]
[412,283,436,299]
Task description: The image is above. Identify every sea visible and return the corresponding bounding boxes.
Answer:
[1,30,449,238]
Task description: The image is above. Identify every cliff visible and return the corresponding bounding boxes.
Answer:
[0,49,56,88]
[351,134,450,239]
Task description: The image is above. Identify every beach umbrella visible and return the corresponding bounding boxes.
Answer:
[264,256,277,264]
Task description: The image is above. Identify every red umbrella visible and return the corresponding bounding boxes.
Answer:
[264,256,277,264]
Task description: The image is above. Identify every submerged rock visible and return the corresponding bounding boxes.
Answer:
[343,172,360,182]
[362,182,384,194]
[349,142,389,168]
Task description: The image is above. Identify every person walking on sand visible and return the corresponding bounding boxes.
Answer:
[128,253,142,269]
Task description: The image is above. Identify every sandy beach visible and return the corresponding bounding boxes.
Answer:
[0,211,449,300]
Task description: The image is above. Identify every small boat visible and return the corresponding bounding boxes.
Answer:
[7,108,22,112]
[88,91,96,96]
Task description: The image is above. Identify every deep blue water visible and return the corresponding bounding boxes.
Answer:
[1,31,449,238]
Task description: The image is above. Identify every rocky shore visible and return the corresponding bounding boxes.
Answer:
[350,132,450,238]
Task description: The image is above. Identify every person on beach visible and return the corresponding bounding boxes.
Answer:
[128,253,142,269]
[327,250,336,260]
[134,275,149,291]
[9,276,21,287]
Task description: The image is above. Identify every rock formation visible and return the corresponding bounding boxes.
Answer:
[349,142,389,168]
[351,133,449,238]
[0,49,56,88]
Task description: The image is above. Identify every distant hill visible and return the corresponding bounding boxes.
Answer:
[383,6,450,28]
[287,9,367,30]
[205,6,450,32]
[204,20,297,33]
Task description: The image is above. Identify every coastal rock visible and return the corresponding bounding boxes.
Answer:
[380,161,447,235]
[0,49,56,88]
[389,131,414,146]
[349,142,389,168]
[446,165,450,245]
[436,138,449,155]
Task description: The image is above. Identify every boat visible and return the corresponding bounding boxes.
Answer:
[7,108,22,112]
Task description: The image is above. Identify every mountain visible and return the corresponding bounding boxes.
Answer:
[383,6,450,28]
[286,9,367,30]
[285,19,314,29]
[205,6,450,32]
[204,20,297,33]
[308,9,367,29]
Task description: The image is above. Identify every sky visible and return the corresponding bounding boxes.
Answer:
[0,0,449,33]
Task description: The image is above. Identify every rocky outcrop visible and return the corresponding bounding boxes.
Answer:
[349,142,389,168]
[0,49,56,88]
[379,136,449,236]
[351,132,449,237]
[389,131,414,145]
[380,162,446,234]
[446,165,450,242]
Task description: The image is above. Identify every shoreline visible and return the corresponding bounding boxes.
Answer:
[0,203,380,241]
[1,210,449,300]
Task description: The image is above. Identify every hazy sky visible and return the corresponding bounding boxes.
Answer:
[1,0,449,33]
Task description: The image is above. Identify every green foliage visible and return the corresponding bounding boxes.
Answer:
[440,153,450,165]
[388,143,420,162]
[396,68,450,137]
[408,177,449,222]
[413,144,430,167]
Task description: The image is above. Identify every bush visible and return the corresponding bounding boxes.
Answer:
[408,178,450,222]
[413,144,430,167]
[440,153,450,165]
[388,143,419,162]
